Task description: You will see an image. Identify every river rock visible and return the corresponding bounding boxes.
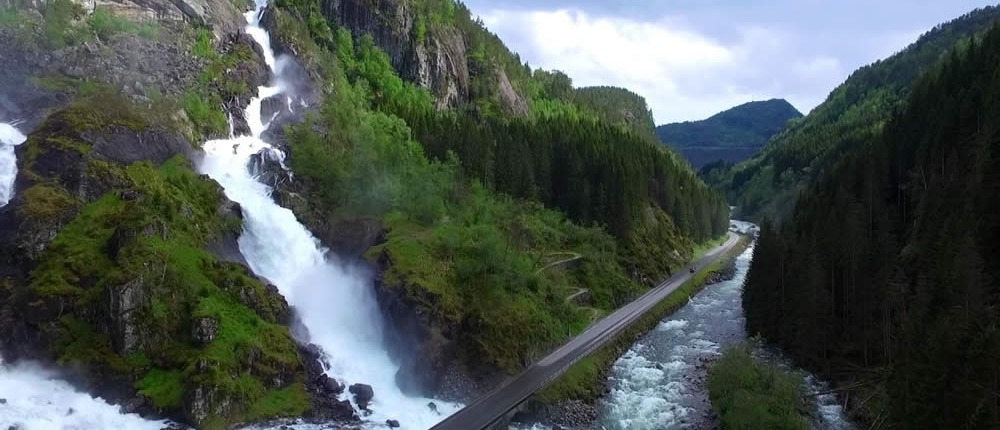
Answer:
[349,383,374,410]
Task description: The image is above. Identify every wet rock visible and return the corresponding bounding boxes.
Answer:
[108,277,149,355]
[321,376,343,394]
[349,383,374,410]
[248,149,289,192]
[297,343,356,422]
[317,216,386,261]
[0,398,5,404]
[385,419,400,428]
[120,396,147,414]
[215,31,270,137]
[427,401,437,413]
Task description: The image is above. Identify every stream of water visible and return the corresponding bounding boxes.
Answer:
[595,222,853,430]
[0,121,26,206]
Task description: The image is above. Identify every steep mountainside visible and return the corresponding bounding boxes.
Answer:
[0,0,728,427]
[703,6,1000,222]
[745,23,1000,429]
[270,0,728,400]
[656,99,802,168]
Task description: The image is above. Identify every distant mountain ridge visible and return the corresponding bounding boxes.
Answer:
[703,5,1000,222]
[656,99,802,168]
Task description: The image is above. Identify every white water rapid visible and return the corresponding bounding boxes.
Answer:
[0,360,169,430]
[0,121,27,206]
[200,1,461,429]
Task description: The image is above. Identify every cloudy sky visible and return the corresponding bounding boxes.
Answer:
[463,0,997,124]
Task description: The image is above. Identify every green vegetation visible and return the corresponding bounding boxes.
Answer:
[744,22,1000,429]
[265,0,729,375]
[705,6,1000,223]
[536,235,750,403]
[571,86,658,140]
[3,0,160,49]
[17,102,308,429]
[88,7,161,41]
[707,344,809,430]
[39,0,86,48]
[182,28,259,140]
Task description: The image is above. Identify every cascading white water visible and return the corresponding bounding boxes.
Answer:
[0,359,168,430]
[0,121,27,206]
[200,2,461,429]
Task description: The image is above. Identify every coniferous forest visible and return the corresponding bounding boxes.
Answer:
[744,23,1000,429]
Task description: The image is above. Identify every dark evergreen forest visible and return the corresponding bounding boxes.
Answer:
[744,24,1000,429]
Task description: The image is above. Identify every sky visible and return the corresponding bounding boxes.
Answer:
[462,0,998,124]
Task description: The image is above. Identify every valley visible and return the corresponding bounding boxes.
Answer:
[1,1,999,430]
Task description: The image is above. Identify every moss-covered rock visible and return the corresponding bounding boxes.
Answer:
[0,102,312,429]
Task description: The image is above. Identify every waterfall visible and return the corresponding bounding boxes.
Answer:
[199,1,461,428]
[0,121,27,206]
[0,1,460,427]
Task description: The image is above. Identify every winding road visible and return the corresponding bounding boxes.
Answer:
[430,232,742,430]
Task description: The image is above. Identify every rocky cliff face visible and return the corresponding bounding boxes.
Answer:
[0,0,266,139]
[317,0,528,114]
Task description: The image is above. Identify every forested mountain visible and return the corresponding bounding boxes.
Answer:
[571,86,658,140]
[657,99,801,168]
[0,0,728,426]
[270,0,728,386]
[744,23,1000,429]
[703,6,1000,222]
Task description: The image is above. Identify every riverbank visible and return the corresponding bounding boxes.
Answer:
[509,233,753,429]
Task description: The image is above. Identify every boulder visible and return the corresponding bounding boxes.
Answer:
[248,149,289,191]
[348,383,374,410]
[386,419,400,428]
[296,342,357,422]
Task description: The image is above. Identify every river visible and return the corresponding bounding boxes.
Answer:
[515,222,854,430]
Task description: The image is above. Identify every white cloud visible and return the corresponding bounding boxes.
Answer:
[480,9,821,123]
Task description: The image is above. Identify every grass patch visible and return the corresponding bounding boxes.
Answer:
[88,7,161,41]
[18,184,79,222]
[0,6,22,27]
[137,369,185,409]
[247,382,312,419]
[39,0,88,49]
[536,235,751,403]
[192,28,214,58]
[708,344,810,430]
[181,91,227,141]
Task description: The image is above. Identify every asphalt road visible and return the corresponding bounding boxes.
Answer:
[429,232,742,430]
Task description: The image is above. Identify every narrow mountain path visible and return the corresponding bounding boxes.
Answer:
[534,252,583,275]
